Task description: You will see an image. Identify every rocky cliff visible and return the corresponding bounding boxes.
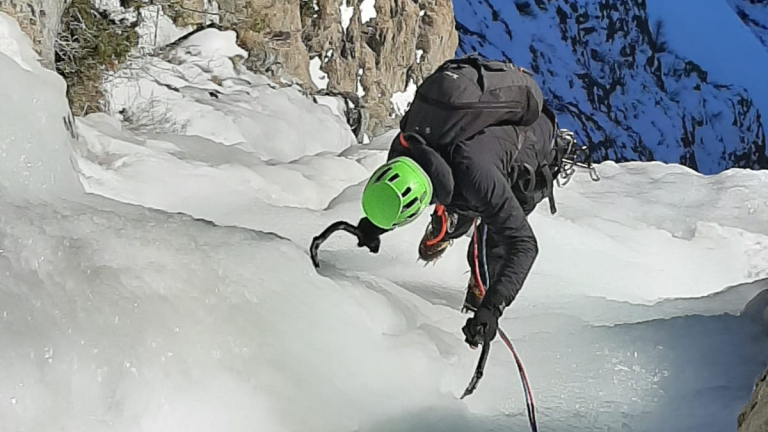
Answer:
[453,0,768,174]
[178,0,458,139]
[739,368,768,432]
[300,0,458,137]
[739,289,768,432]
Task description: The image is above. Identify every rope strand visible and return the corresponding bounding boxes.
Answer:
[474,220,538,432]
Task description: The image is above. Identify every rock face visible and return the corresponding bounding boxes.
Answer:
[453,0,768,174]
[3,0,457,141]
[300,0,458,137]
[170,0,459,139]
[727,0,768,50]
[0,0,69,67]
[739,290,768,432]
[739,365,768,432]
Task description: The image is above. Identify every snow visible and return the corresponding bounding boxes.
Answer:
[453,0,768,174]
[645,0,768,125]
[91,1,193,53]
[1,16,768,432]
[309,57,329,90]
[727,0,768,49]
[203,0,221,25]
[100,28,354,162]
[390,79,417,116]
[356,68,366,97]
[415,49,424,64]
[340,0,354,32]
[360,0,376,24]
[313,95,346,121]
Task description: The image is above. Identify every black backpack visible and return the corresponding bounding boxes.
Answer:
[399,56,570,215]
[400,56,544,147]
[509,105,573,215]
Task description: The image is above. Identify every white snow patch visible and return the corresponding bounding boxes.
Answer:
[91,0,122,14]
[415,49,424,63]
[136,6,194,53]
[360,0,376,24]
[204,0,221,25]
[356,68,366,97]
[309,57,329,90]
[175,27,247,59]
[340,0,354,32]
[390,79,417,116]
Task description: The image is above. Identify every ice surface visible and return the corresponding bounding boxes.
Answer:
[0,13,84,201]
[0,20,767,432]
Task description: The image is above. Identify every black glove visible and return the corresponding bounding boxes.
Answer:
[356,218,385,253]
[462,305,501,349]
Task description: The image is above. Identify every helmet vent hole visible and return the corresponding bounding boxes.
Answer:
[388,173,401,183]
[375,167,393,183]
[401,186,412,197]
[403,197,418,211]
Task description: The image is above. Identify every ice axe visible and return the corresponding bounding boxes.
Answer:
[309,221,379,269]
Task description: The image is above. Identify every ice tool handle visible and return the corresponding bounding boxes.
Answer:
[310,221,378,269]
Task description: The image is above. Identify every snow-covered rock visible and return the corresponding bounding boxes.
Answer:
[302,0,459,136]
[727,0,768,50]
[454,0,767,174]
[99,28,357,163]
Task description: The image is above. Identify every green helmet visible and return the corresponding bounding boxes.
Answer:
[362,157,433,229]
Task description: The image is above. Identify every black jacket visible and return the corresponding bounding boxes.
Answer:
[359,110,556,312]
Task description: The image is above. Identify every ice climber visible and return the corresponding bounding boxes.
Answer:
[352,56,594,349]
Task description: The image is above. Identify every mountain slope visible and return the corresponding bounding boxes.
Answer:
[452,0,768,174]
[727,0,768,50]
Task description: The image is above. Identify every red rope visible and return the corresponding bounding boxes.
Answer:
[471,219,487,297]
[472,220,538,432]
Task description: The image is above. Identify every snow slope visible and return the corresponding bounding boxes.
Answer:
[725,0,768,50]
[453,0,768,174]
[645,0,768,126]
[1,14,768,432]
